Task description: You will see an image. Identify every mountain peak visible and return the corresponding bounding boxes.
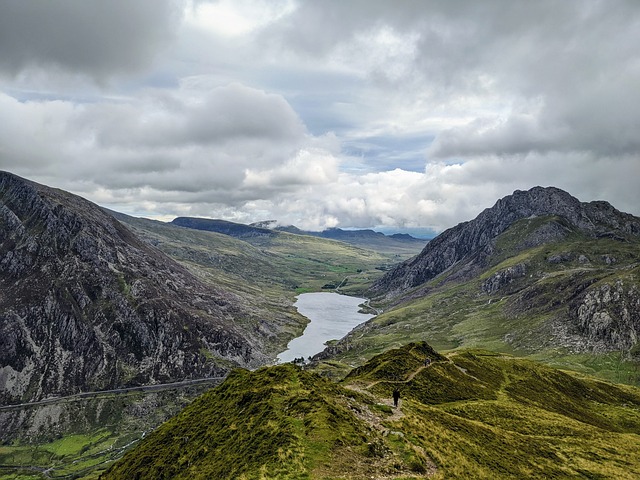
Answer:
[371,186,640,297]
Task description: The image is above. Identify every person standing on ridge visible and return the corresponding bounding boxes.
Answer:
[392,388,400,407]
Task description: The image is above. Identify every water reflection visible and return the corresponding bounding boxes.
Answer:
[276,292,374,363]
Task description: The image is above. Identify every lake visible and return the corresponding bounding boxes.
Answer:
[276,292,374,363]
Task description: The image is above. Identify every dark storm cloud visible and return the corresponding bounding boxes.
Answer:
[0,0,182,78]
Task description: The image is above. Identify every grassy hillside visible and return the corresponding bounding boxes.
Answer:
[112,214,397,358]
[0,382,219,480]
[0,214,406,480]
[101,364,432,480]
[115,214,397,296]
[101,342,640,479]
[317,217,640,385]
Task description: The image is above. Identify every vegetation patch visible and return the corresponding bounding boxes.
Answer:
[97,343,640,479]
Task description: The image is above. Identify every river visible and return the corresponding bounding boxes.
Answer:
[276,292,374,363]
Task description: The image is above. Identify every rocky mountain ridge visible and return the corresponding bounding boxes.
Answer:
[371,186,640,298]
[0,172,269,405]
[309,187,640,378]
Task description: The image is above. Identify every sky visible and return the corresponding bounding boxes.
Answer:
[1,0,639,236]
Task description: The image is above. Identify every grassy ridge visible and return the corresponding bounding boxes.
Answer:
[101,365,429,480]
[101,343,640,479]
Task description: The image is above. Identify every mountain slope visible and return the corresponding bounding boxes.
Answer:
[0,172,269,404]
[108,211,395,355]
[115,212,391,297]
[102,343,640,480]
[371,186,640,298]
[276,226,428,256]
[171,216,427,257]
[315,187,640,382]
[172,217,276,239]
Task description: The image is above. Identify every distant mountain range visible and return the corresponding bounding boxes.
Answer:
[172,217,428,255]
[172,217,276,239]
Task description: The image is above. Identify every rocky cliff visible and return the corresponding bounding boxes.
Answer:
[0,172,267,405]
[371,186,640,298]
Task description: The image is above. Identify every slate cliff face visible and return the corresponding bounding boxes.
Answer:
[371,186,640,298]
[0,172,264,404]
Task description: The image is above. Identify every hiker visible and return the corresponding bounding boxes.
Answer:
[424,357,431,367]
[392,388,400,407]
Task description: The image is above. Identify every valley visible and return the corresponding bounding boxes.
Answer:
[1,175,640,479]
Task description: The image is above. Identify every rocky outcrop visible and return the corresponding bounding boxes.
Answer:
[572,281,640,352]
[0,171,267,404]
[371,186,640,298]
[481,263,527,295]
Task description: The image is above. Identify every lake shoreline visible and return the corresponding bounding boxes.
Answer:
[276,292,374,364]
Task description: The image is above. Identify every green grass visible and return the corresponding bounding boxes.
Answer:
[102,364,430,479]
[0,385,216,480]
[10,343,640,479]
[119,215,395,297]
[0,431,119,480]
[101,343,640,479]
[345,344,640,479]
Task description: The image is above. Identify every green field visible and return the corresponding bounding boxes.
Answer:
[0,385,216,480]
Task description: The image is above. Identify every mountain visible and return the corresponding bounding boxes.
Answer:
[371,186,640,298]
[172,217,276,239]
[249,219,278,229]
[276,226,429,256]
[102,342,640,479]
[114,211,392,297]
[316,187,640,382]
[172,217,427,257]
[0,172,274,404]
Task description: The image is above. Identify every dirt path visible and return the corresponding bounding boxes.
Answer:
[344,362,434,421]
[361,363,431,391]
[341,363,438,478]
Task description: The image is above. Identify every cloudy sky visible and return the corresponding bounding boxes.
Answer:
[1,0,639,236]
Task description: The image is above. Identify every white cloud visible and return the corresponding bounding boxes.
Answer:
[0,81,332,204]
[185,0,295,37]
[1,0,639,234]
